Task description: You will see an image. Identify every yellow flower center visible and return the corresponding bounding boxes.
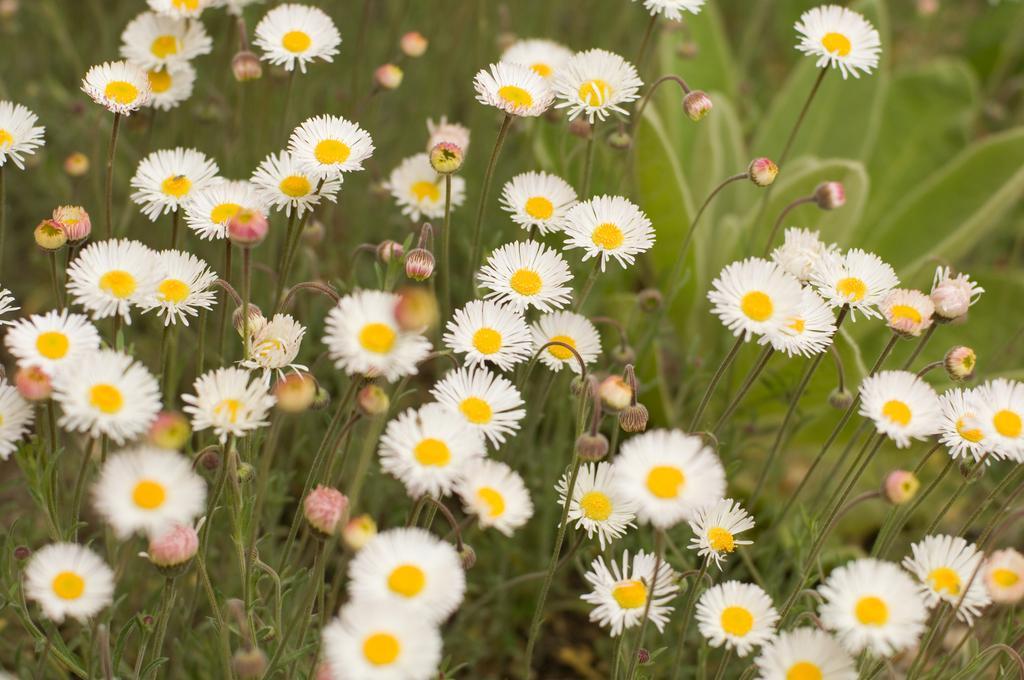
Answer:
[890,304,922,325]
[150,35,180,59]
[821,32,852,57]
[994,409,1023,438]
[740,291,773,321]
[0,129,12,147]
[387,564,425,597]
[362,632,400,666]
[646,465,685,499]
[148,69,172,93]
[836,277,867,302]
[476,486,506,518]
[788,317,806,334]
[547,334,576,361]
[530,62,552,77]
[882,399,912,426]
[99,270,137,299]
[279,175,311,198]
[928,567,962,596]
[161,174,192,198]
[36,331,70,360]
[578,79,611,107]
[410,180,440,202]
[172,0,200,9]
[707,527,735,553]
[459,397,492,424]
[497,85,533,108]
[132,479,167,510]
[472,328,502,355]
[579,490,612,521]
[214,398,243,423]
[314,139,351,165]
[282,30,312,53]
[510,268,542,296]
[993,568,1020,587]
[611,580,647,609]
[104,81,139,105]
[52,571,85,600]
[524,196,554,219]
[89,384,124,414]
[854,596,888,626]
[786,662,823,680]
[956,417,984,443]
[358,322,396,354]
[413,438,450,467]
[158,278,190,304]
[591,223,625,250]
[720,606,754,636]
[210,202,241,223]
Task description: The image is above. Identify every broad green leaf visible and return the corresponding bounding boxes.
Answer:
[688,93,748,217]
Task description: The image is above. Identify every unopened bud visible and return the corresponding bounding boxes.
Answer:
[606,129,632,149]
[64,152,90,177]
[599,375,633,412]
[569,376,588,397]
[198,446,222,472]
[302,219,325,248]
[568,117,592,139]
[232,50,263,82]
[829,388,854,410]
[233,304,266,337]
[13,545,31,561]
[931,276,974,321]
[148,411,191,450]
[429,142,464,174]
[147,524,199,571]
[374,64,403,90]
[343,514,377,551]
[304,485,349,537]
[610,345,637,365]
[274,372,318,413]
[683,90,713,122]
[637,648,652,665]
[394,286,439,331]
[883,470,919,505]
[52,205,92,242]
[15,365,52,401]
[636,289,663,313]
[945,346,976,382]
[34,219,67,250]
[227,209,269,247]
[377,240,404,263]
[748,158,779,187]
[232,647,267,679]
[459,544,477,569]
[400,31,428,58]
[619,403,649,433]
[813,181,846,210]
[312,386,331,411]
[576,433,610,461]
[404,248,435,281]
[676,41,699,59]
[237,462,254,482]
[356,384,390,417]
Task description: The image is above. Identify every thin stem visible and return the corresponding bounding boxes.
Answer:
[148,578,177,672]
[669,558,709,680]
[0,166,4,278]
[264,541,326,679]
[104,113,121,239]
[170,208,181,249]
[711,347,775,434]
[69,439,96,540]
[630,75,692,138]
[873,451,953,557]
[440,173,453,322]
[635,13,658,72]
[712,648,733,680]
[900,325,937,370]
[468,114,513,285]
[573,260,602,311]
[624,530,664,680]
[49,251,64,308]
[778,68,828,167]
[580,124,598,199]
[241,248,252,360]
[762,196,815,256]
[688,334,745,431]
[218,240,232,360]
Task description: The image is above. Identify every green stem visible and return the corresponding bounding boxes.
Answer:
[580,124,598,199]
[872,444,950,557]
[711,347,774,434]
[49,251,64,308]
[688,334,745,431]
[264,541,326,679]
[147,578,177,672]
[104,113,121,239]
[440,173,453,322]
[468,114,513,285]
[573,260,602,312]
[170,208,181,249]
[241,248,251,360]
[669,558,709,680]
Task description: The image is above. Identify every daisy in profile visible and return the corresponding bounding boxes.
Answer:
[581,549,679,636]
[532,312,601,374]
[120,11,212,70]
[553,48,643,123]
[348,527,465,623]
[288,114,374,181]
[635,0,706,20]
[384,153,466,221]
[184,179,265,240]
[753,628,857,680]
[92,446,207,539]
[696,581,779,657]
[53,349,161,445]
[4,310,101,375]
[443,299,533,371]
[378,403,486,498]
[562,195,655,270]
[968,379,1024,462]
[937,388,990,462]
[130,147,220,221]
[454,459,533,537]
[254,3,341,73]
[82,61,152,115]
[880,289,934,337]
[144,63,195,111]
[557,462,637,549]
[251,150,341,218]
[500,39,572,80]
[322,601,441,680]
[182,367,275,442]
[902,534,991,624]
[146,249,218,326]
[795,5,881,79]
[770,227,837,283]
[613,429,726,528]
[811,248,899,320]
[473,62,553,117]
[931,266,984,321]
[66,239,161,324]
[426,116,470,152]
[0,288,17,323]
[0,100,45,170]
[688,498,755,570]
[499,171,578,235]
[241,313,307,380]
[325,290,432,382]
[148,0,211,19]
[430,366,525,446]
[818,557,928,656]
[760,288,836,358]
[212,0,263,16]
[478,240,574,312]
[858,370,941,448]
[984,548,1024,605]
[24,543,114,623]
[708,258,804,341]
[0,381,34,460]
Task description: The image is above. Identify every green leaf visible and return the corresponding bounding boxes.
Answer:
[687,93,748,217]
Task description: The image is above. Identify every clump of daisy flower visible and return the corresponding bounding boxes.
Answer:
[454,459,534,537]
[696,581,779,657]
[147,249,218,326]
[241,313,307,380]
[581,549,680,636]
[967,378,1024,461]
[144,62,197,111]
[562,195,655,270]
[120,10,213,70]
[794,4,881,79]
[811,248,899,321]
[251,150,341,218]
[288,114,374,181]
[4,310,101,375]
[184,180,266,241]
[759,287,837,358]
[130,147,220,221]
[770,227,837,283]
[937,387,990,462]
[65,239,162,324]
[707,257,804,341]
[81,60,153,115]
[431,366,525,446]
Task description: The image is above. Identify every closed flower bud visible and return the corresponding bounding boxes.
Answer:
[637,288,663,313]
[63,151,89,177]
[576,432,610,461]
[676,41,699,59]
[394,286,439,331]
[619,403,649,433]
[302,219,325,247]
[232,647,267,679]
[599,375,632,412]
[374,64,403,90]
[304,485,349,537]
[148,411,191,450]
[227,209,269,247]
[312,386,331,411]
[829,388,854,410]
[683,90,713,122]
[237,462,254,482]
[429,142,464,174]
[233,304,266,337]
[34,219,67,250]
[274,372,318,413]
[568,117,592,139]
[343,514,377,551]
[356,384,390,417]
[198,445,222,472]
[147,523,199,571]
[15,365,52,401]
[813,181,846,210]
[232,50,263,82]
[883,470,919,505]
[400,31,428,57]
[404,248,435,281]
[610,344,637,365]
[637,648,652,665]
[944,346,976,381]
[606,128,632,149]
[14,545,31,561]
[931,276,977,321]
[459,543,477,569]
[748,157,779,187]
[376,240,404,263]
[52,205,91,242]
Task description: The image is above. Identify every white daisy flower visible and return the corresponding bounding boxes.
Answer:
[120,11,212,69]
[454,459,533,537]
[81,60,153,116]
[478,240,574,312]
[288,114,374,181]
[183,179,265,240]
[902,534,991,625]
[426,115,470,152]
[500,39,573,80]
[147,0,212,19]
[324,290,432,383]
[384,152,466,222]
[0,100,45,170]
[818,557,928,656]
[795,5,881,79]
[707,257,805,341]
[378,403,486,499]
[0,288,17,323]
[253,3,341,73]
[858,370,942,449]
[984,548,1024,605]
[556,462,637,550]
[753,628,857,680]
[562,195,655,270]
[881,289,934,337]
[810,248,899,321]
[430,366,525,446]
[443,299,533,372]
[967,379,1024,462]
[240,313,307,380]
[66,239,162,324]
[322,602,441,680]
[348,527,465,623]
[92,446,207,539]
[759,287,836,358]
[0,381,34,460]
[688,498,755,570]
[473,62,553,117]
[530,311,601,374]
[144,62,196,111]
[938,388,990,462]
[696,581,779,657]
[52,350,162,445]
[130,147,220,221]
[499,171,577,235]
[553,48,643,123]
[4,310,101,375]
[613,428,726,529]
[931,266,984,321]
[145,249,218,326]
[636,0,706,20]
[581,549,680,636]
[770,227,838,283]
[251,150,340,218]
[211,0,264,16]
[182,367,275,444]
[24,543,114,623]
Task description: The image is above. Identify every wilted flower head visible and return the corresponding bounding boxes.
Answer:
[931,266,983,321]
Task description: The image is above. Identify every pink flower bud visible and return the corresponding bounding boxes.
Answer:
[15,365,52,401]
[429,141,464,174]
[342,514,377,550]
[148,411,192,450]
[274,372,318,413]
[748,158,779,187]
[374,64,403,90]
[148,524,199,568]
[400,31,428,58]
[377,240,404,263]
[63,152,89,177]
[944,346,976,381]
[814,181,846,210]
[356,384,390,418]
[683,90,713,122]
[227,209,269,247]
[52,205,92,242]
[599,375,632,412]
[404,248,435,281]
[232,50,263,82]
[884,470,919,505]
[304,485,348,536]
